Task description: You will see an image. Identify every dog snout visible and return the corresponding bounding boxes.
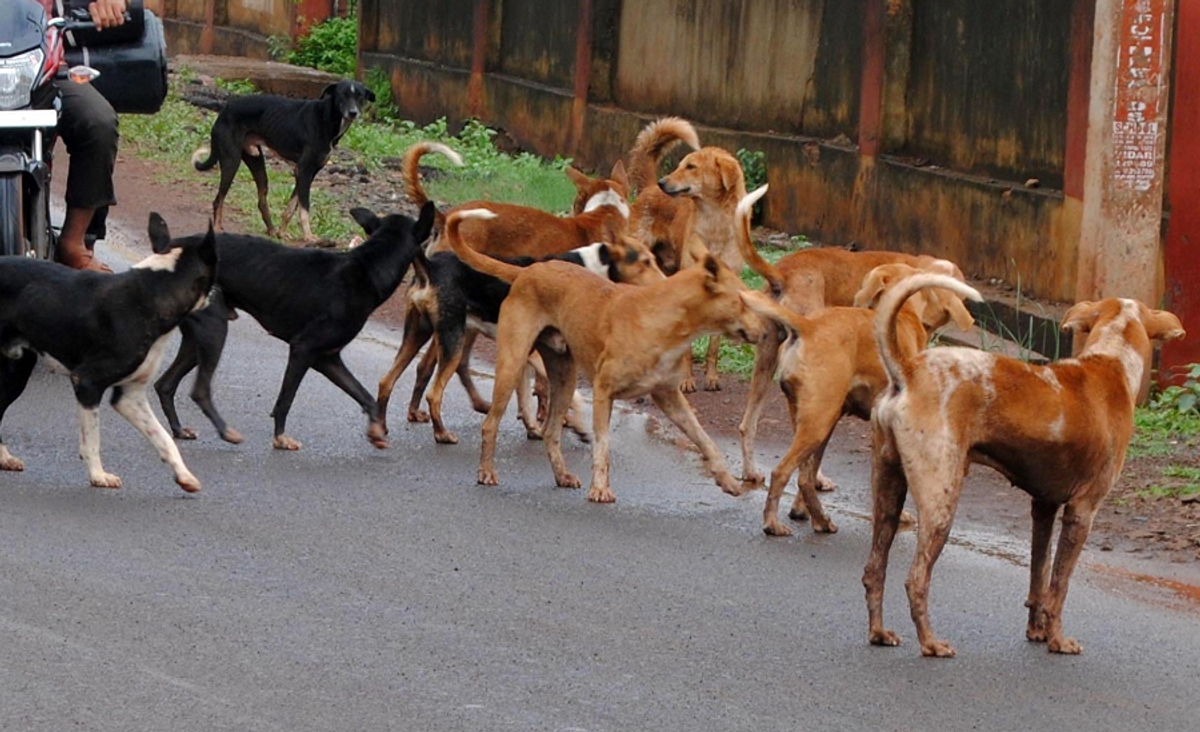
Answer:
[345,107,360,120]
[658,177,687,196]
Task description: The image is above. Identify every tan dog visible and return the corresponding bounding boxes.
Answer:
[626,117,748,392]
[735,186,967,492]
[444,209,765,503]
[864,275,1184,657]
[737,261,975,536]
[404,141,630,258]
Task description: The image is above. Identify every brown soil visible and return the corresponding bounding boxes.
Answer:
[96,99,1199,579]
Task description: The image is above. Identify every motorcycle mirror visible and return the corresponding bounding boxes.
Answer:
[68,65,101,84]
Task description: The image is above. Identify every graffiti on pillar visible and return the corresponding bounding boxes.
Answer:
[1112,0,1167,192]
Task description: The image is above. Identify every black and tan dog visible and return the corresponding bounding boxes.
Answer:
[192,79,375,241]
[445,209,765,503]
[154,203,435,451]
[0,214,217,493]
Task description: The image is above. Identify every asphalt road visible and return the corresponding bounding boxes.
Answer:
[0,240,1197,731]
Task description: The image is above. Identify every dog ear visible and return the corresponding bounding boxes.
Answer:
[717,154,744,194]
[1138,304,1187,341]
[349,207,381,235]
[936,288,976,331]
[148,212,171,253]
[1061,300,1101,333]
[414,201,438,243]
[609,160,630,192]
[853,272,889,309]
[702,253,722,291]
[651,240,678,275]
[321,82,340,99]
[565,166,590,191]
[363,85,377,103]
[597,243,613,267]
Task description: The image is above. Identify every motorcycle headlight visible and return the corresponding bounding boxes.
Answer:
[0,50,46,110]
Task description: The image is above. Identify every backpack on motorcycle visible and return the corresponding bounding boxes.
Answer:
[63,1,167,115]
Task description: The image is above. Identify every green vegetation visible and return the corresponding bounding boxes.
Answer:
[276,13,358,77]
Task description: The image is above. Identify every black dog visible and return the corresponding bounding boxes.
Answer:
[0,214,217,493]
[192,79,376,242]
[154,202,436,451]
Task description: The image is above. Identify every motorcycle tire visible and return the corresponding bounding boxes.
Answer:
[0,174,27,257]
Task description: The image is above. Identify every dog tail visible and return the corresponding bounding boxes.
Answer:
[402,141,463,229]
[443,209,523,283]
[875,273,983,391]
[628,117,700,191]
[192,146,218,172]
[740,289,808,338]
[734,185,785,295]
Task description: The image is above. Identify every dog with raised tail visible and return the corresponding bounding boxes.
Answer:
[863,275,1184,657]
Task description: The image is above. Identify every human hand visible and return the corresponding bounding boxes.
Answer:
[87,0,128,30]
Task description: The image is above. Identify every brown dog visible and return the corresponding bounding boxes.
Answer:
[444,209,765,503]
[734,186,967,492]
[864,275,1184,657]
[404,141,630,258]
[737,261,975,536]
[625,117,748,392]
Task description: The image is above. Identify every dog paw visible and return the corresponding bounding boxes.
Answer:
[1026,627,1049,643]
[220,428,244,445]
[1048,636,1083,655]
[478,468,499,486]
[471,400,492,415]
[763,519,794,537]
[679,377,697,394]
[407,409,430,424]
[367,423,390,449]
[920,639,957,658]
[869,628,902,647]
[815,472,838,492]
[813,518,839,534]
[788,506,811,522]
[525,427,544,441]
[587,485,616,503]
[176,428,198,441]
[89,472,122,489]
[433,430,459,445]
[740,472,765,491]
[176,472,202,493]
[0,453,24,472]
[703,377,722,391]
[899,509,918,526]
[716,473,742,496]
[272,435,303,451]
[556,472,582,489]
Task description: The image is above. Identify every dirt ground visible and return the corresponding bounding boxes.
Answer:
[96,101,1200,574]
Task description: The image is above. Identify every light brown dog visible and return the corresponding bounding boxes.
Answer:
[864,275,1185,657]
[625,117,748,392]
[404,141,630,259]
[444,209,765,503]
[737,261,975,536]
[735,186,967,493]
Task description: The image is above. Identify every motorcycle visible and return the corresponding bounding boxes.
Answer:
[0,0,166,259]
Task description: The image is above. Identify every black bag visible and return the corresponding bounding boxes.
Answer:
[63,3,168,115]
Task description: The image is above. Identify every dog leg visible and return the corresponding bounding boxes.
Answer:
[455,330,491,414]
[312,353,388,449]
[378,308,434,434]
[408,344,438,423]
[279,196,301,241]
[566,390,592,443]
[211,156,240,233]
[187,311,242,444]
[703,334,722,391]
[271,349,317,450]
[77,404,120,488]
[789,435,836,520]
[1025,499,1059,644]
[585,382,617,502]
[763,423,839,536]
[288,160,321,242]
[540,351,581,491]
[477,347,530,486]
[738,332,779,490]
[904,464,966,658]
[650,387,740,495]
[863,423,908,649]
[1040,499,1103,655]
[154,330,199,440]
[425,343,467,445]
[679,344,698,393]
[242,151,277,238]
[517,362,543,440]
[0,350,37,471]
[111,384,201,493]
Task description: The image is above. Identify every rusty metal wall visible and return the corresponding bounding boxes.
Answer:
[903,0,1074,186]
[498,0,577,88]
[226,0,292,38]
[361,0,477,68]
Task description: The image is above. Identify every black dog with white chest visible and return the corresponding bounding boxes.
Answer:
[192,79,375,241]
[0,214,217,493]
[154,202,436,452]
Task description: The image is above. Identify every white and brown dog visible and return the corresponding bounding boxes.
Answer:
[863,274,1184,657]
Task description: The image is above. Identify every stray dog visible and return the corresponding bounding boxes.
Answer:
[404,141,631,258]
[154,203,436,451]
[864,276,1184,657]
[0,214,217,493]
[375,211,664,444]
[626,117,747,392]
[192,79,375,241]
[738,260,975,536]
[445,209,765,503]
[735,189,966,493]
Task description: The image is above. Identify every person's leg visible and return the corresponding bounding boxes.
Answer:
[56,82,119,271]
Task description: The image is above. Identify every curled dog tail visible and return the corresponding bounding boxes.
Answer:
[402,141,463,228]
[191,146,218,171]
[443,209,523,283]
[628,117,700,190]
[875,273,983,391]
[735,185,785,295]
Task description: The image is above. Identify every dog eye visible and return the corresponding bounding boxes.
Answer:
[685,163,696,170]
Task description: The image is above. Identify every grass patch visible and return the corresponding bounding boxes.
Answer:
[1129,405,1200,459]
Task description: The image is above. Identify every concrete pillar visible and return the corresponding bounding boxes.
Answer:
[1075,0,1174,304]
